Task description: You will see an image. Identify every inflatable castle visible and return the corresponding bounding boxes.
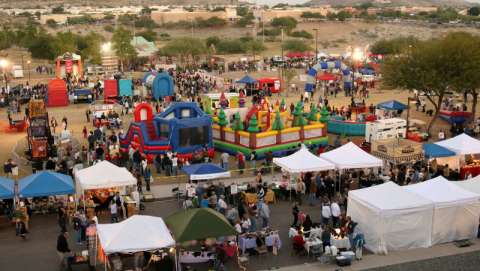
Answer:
[210,92,329,159]
[120,102,214,160]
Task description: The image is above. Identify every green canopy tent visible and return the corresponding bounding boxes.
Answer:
[165,208,236,243]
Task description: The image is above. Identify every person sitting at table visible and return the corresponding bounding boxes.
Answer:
[321,226,331,251]
[292,231,306,255]
[302,215,313,236]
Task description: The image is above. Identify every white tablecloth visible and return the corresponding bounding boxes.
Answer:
[179,252,215,263]
[304,238,322,255]
[331,236,351,250]
[288,228,298,238]
[307,227,323,238]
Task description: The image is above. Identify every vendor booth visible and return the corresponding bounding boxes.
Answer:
[273,145,335,173]
[320,142,383,170]
[75,161,137,218]
[405,176,480,245]
[18,171,74,198]
[181,163,230,181]
[435,133,480,178]
[0,177,14,199]
[371,139,424,165]
[97,215,175,254]
[452,175,480,195]
[347,182,434,254]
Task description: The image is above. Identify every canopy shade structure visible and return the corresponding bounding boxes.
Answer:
[0,177,14,199]
[435,133,480,155]
[236,75,258,84]
[377,100,407,111]
[423,143,456,159]
[452,175,480,195]
[165,208,236,243]
[75,161,137,190]
[405,176,480,245]
[347,182,434,254]
[273,146,335,173]
[97,215,175,254]
[18,171,74,198]
[181,163,231,181]
[320,142,383,170]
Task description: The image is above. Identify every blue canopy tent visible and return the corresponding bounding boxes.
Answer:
[0,177,14,199]
[18,171,74,198]
[236,75,258,84]
[377,100,408,111]
[181,163,231,181]
[423,143,456,159]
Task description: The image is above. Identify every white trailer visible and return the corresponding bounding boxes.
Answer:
[365,118,407,143]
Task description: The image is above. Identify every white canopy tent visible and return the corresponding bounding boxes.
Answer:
[75,160,137,191]
[452,175,480,195]
[273,146,335,173]
[405,176,480,245]
[347,182,434,254]
[435,133,480,155]
[97,215,175,254]
[320,142,383,169]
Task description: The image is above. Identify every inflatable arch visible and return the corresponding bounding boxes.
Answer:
[143,72,174,100]
[305,60,352,92]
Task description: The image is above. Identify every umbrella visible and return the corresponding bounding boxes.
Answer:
[377,100,408,111]
[236,75,257,84]
[165,208,236,243]
[0,177,14,199]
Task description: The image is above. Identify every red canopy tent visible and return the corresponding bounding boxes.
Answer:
[316,73,337,81]
[286,52,314,59]
[47,79,68,107]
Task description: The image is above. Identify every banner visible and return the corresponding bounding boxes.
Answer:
[65,59,73,73]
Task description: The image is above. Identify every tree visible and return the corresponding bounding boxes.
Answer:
[112,27,137,71]
[52,6,65,14]
[138,30,157,42]
[206,36,221,48]
[217,108,228,127]
[468,7,480,16]
[271,17,297,32]
[319,106,330,123]
[271,111,284,130]
[54,32,78,56]
[282,39,312,52]
[244,40,266,61]
[370,36,418,55]
[382,33,480,133]
[308,104,318,122]
[336,11,353,22]
[288,30,313,39]
[79,32,104,65]
[237,6,249,17]
[442,32,480,123]
[292,102,307,127]
[46,19,57,28]
[196,16,227,28]
[236,12,255,27]
[159,37,207,65]
[247,115,260,132]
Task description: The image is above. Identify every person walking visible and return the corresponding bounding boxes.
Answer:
[295,178,306,205]
[291,202,299,227]
[321,198,332,226]
[331,198,341,227]
[56,230,71,268]
[258,201,270,229]
[110,200,118,223]
[143,166,152,192]
[221,152,229,170]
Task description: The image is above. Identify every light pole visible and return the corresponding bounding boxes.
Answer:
[313,28,319,62]
[26,60,31,83]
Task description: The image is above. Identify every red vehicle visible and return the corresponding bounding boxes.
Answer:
[257,77,282,94]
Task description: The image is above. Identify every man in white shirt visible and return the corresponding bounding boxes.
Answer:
[321,201,332,226]
[110,201,118,223]
[331,200,341,227]
[221,152,229,170]
[438,130,445,140]
[171,155,178,176]
[217,195,228,215]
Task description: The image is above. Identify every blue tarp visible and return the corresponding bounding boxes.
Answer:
[236,75,258,84]
[181,163,230,181]
[0,177,14,199]
[423,143,456,158]
[19,171,74,198]
[377,100,408,111]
